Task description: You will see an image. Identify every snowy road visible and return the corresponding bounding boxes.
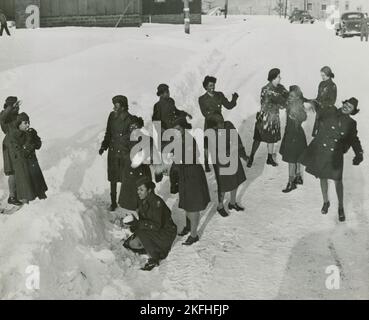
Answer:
[0,16,368,299]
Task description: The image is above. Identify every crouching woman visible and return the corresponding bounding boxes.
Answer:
[124,177,177,271]
[9,113,48,203]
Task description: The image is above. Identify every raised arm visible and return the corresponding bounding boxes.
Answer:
[220,92,238,110]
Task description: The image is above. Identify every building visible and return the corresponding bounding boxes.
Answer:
[289,0,369,19]
[0,0,142,28]
[142,0,202,24]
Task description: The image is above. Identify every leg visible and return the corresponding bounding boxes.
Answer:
[266,143,278,166]
[5,24,10,36]
[0,24,4,36]
[218,191,225,209]
[110,181,118,211]
[229,189,237,206]
[247,139,260,167]
[320,179,330,214]
[178,213,191,236]
[228,188,245,211]
[334,180,344,209]
[282,163,297,193]
[187,211,200,238]
[8,175,16,198]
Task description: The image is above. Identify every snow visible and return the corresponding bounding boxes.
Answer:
[1,15,369,299]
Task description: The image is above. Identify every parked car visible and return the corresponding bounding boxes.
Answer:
[335,12,365,37]
[290,10,316,24]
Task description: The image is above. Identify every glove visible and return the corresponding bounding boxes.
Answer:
[99,148,105,156]
[353,153,363,166]
[232,93,239,100]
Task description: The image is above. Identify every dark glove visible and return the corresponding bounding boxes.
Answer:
[232,93,239,100]
[99,148,105,156]
[353,153,363,166]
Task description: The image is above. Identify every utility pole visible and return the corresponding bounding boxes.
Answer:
[184,0,190,34]
[224,0,228,19]
[284,0,288,18]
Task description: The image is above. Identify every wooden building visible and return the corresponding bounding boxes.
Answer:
[142,0,202,24]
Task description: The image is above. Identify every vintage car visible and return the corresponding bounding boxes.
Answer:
[290,10,316,24]
[335,12,366,37]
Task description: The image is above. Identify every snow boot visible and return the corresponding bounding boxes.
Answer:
[182,235,199,246]
[294,175,303,185]
[228,203,245,212]
[217,207,229,217]
[282,182,297,193]
[321,201,330,215]
[266,154,278,167]
[8,197,22,206]
[141,258,159,271]
[338,207,346,222]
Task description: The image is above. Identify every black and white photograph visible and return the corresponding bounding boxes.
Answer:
[0,0,368,303]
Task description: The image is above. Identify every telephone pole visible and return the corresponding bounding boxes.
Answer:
[184,0,190,34]
[224,0,229,19]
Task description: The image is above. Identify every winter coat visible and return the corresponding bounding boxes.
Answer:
[152,97,188,130]
[199,91,237,130]
[0,12,7,24]
[172,132,210,212]
[361,17,369,33]
[211,121,247,193]
[299,107,363,181]
[312,78,337,136]
[8,128,48,201]
[0,107,18,176]
[135,192,177,261]
[100,111,135,182]
[280,96,308,163]
[119,135,153,211]
[253,82,289,143]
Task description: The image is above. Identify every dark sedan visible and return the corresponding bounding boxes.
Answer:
[335,12,366,37]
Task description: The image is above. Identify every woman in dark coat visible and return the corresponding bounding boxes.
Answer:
[279,85,308,193]
[207,114,247,217]
[198,76,240,172]
[99,95,135,211]
[0,10,11,36]
[248,68,289,168]
[0,97,22,205]
[171,117,211,246]
[299,98,363,222]
[8,113,48,203]
[124,177,177,271]
[118,116,152,211]
[310,66,337,137]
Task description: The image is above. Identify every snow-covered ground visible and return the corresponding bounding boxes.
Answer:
[0,15,368,300]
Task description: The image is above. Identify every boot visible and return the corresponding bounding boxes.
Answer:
[247,154,254,168]
[110,192,117,212]
[141,258,159,271]
[182,235,199,246]
[294,175,303,185]
[228,203,245,211]
[178,218,191,236]
[217,207,229,217]
[8,197,23,206]
[282,182,297,193]
[338,207,346,222]
[266,154,278,167]
[321,201,330,215]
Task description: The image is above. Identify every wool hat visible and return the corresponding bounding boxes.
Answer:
[15,112,30,128]
[157,84,169,96]
[112,95,128,108]
[321,66,335,79]
[136,176,156,190]
[203,75,217,89]
[268,68,281,82]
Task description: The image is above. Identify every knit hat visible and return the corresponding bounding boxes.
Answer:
[268,68,281,82]
[203,76,217,89]
[343,97,359,115]
[321,66,335,79]
[4,96,18,109]
[157,84,169,97]
[112,95,128,109]
[15,112,30,128]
